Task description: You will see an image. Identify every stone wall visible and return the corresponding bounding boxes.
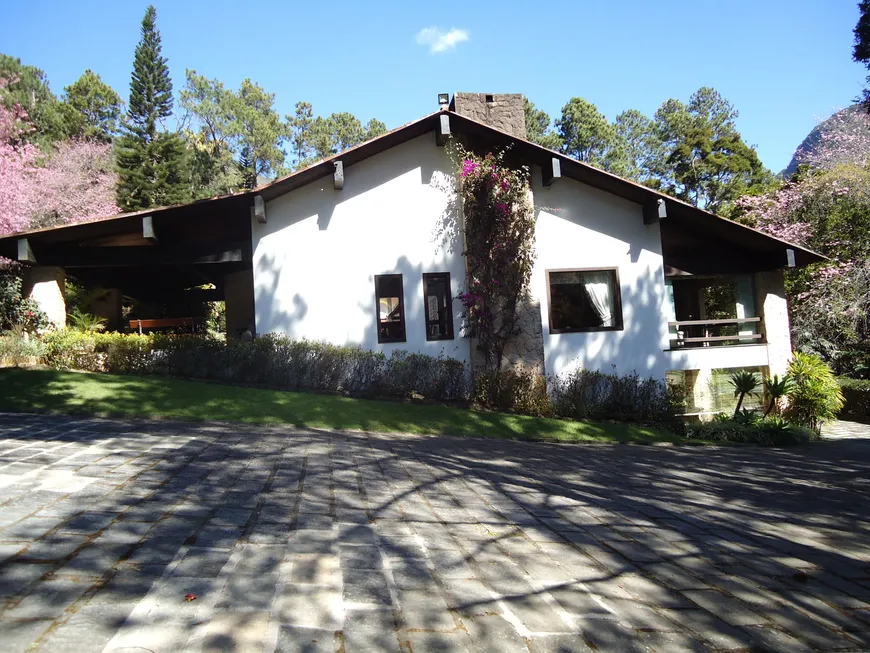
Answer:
[450,93,527,139]
[468,296,546,377]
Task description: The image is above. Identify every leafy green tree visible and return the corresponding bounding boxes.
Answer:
[0,54,67,146]
[523,98,562,150]
[654,88,770,213]
[286,105,386,169]
[365,118,387,140]
[59,70,122,142]
[178,70,240,197]
[227,79,287,187]
[115,5,189,211]
[556,97,621,170]
[854,0,870,109]
[287,101,314,169]
[612,109,665,186]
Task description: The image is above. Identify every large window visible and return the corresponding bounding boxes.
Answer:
[547,268,623,333]
[423,273,454,341]
[375,274,406,343]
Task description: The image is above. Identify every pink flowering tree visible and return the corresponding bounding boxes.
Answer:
[736,163,870,367]
[1,76,119,236]
[28,139,118,229]
[456,148,536,395]
[0,78,118,332]
[0,88,41,235]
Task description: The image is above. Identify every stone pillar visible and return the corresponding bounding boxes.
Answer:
[90,289,122,331]
[23,266,66,328]
[224,269,255,339]
[754,270,792,377]
[501,298,546,375]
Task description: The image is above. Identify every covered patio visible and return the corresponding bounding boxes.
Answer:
[0,194,256,337]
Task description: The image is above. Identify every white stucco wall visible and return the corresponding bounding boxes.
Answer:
[665,344,770,371]
[530,172,673,379]
[252,135,785,381]
[252,135,469,364]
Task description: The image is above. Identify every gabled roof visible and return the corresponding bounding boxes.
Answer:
[0,109,825,269]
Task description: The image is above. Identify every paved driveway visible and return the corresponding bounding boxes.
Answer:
[1,414,869,652]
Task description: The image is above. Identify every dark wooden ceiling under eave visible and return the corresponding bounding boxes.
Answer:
[0,194,254,300]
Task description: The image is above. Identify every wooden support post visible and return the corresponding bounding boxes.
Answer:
[435,114,451,146]
[542,158,561,187]
[333,161,344,190]
[643,198,667,225]
[17,238,36,263]
[251,195,266,224]
[142,215,157,242]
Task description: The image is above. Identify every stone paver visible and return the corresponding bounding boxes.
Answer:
[0,414,869,651]
[823,418,870,440]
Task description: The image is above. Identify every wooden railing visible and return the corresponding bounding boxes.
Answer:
[668,317,763,347]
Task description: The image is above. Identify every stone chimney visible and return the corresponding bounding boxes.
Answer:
[449,93,527,140]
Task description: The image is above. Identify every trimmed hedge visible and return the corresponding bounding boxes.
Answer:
[839,377,870,424]
[40,331,471,403]
[551,368,683,426]
[33,332,685,427]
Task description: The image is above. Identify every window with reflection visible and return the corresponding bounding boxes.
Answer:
[547,268,623,333]
[423,272,454,341]
[375,274,406,343]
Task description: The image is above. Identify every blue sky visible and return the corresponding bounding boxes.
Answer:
[1,0,865,172]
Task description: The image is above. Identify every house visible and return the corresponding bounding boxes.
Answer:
[0,93,824,417]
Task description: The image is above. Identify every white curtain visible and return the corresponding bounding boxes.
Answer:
[584,272,614,327]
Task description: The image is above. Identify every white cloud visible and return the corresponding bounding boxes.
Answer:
[415,26,470,54]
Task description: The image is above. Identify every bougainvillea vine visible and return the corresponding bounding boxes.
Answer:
[456,147,536,389]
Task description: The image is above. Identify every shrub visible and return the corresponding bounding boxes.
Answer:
[686,416,816,446]
[784,352,845,434]
[0,328,44,366]
[67,308,107,333]
[0,265,48,332]
[42,330,100,370]
[474,369,551,417]
[550,368,679,424]
[97,333,154,375]
[763,374,793,417]
[838,377,870,424]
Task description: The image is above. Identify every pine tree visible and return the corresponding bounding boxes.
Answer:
[116,5,189,211]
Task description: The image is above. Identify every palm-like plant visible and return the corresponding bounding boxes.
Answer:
[763,374,793,418]
[67,308,107,333]
[729,370,760,418]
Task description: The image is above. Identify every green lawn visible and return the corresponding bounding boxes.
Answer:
[0,368,689,444]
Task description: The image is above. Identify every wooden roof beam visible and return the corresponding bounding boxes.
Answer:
[542,158,561,187]
[142,215,157,242]
[643,198,667,225]
[435,114,451,146]
[17,238,36,263]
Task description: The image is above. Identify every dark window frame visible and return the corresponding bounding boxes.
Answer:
[546,267,624,334]
[374,273,406,343]
[422,272,455,341]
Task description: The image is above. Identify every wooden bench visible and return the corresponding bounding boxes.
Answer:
[129,318,203,333]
